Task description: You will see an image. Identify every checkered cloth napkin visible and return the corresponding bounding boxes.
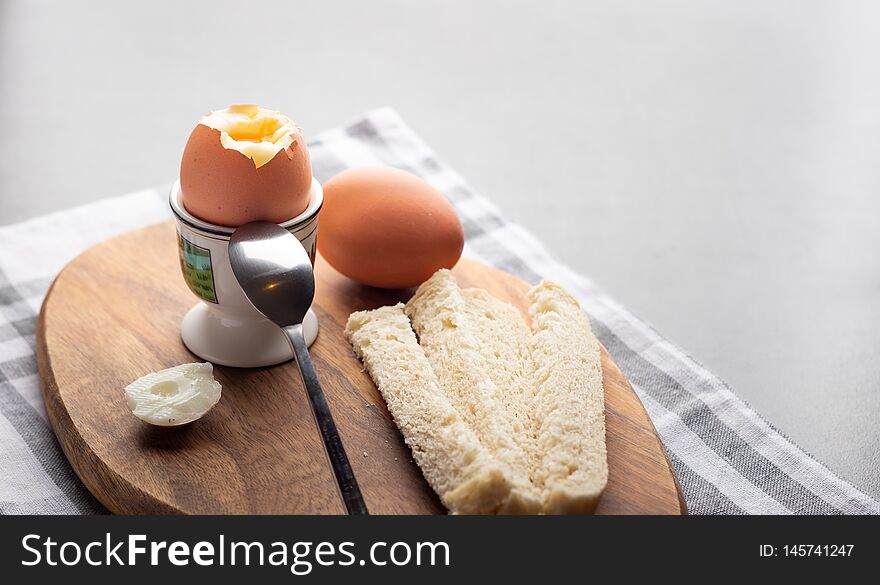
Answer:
[1,108,876,515]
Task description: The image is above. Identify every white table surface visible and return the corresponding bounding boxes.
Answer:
[2,0,878,499]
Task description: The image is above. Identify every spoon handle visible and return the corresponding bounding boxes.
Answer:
[284,324,369,515]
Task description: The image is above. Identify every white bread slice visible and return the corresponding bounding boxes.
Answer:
[346,271,608,515]
[345,304,514,514]
[528,281,608,514]
[459,288,539,476]
[405,271,542,513]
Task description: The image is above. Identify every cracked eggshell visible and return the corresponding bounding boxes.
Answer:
[180,118,312,226]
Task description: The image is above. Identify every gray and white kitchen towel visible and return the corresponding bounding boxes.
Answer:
[0,108,876,515]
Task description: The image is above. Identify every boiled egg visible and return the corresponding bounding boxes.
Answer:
[318,166,464,288]
[180,105,312,226]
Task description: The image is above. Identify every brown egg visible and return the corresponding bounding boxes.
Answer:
[318,167,464,288]
[180,105,312,227]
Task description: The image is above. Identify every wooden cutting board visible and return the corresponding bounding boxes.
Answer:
[36,221,685,515]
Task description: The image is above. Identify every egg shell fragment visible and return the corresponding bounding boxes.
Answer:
[125,362,222,427]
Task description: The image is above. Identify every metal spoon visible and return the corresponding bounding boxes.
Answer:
[228,221,368,515]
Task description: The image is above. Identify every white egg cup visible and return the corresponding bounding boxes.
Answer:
[169,179,322,368]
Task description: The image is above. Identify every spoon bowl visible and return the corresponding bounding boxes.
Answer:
[228,221,314,328]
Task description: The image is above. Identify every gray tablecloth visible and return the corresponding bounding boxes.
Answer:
[0,108,876,514]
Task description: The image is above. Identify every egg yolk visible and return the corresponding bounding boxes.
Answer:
[199,104,298,168]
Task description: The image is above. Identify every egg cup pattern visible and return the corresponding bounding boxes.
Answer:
[170,178,322,367]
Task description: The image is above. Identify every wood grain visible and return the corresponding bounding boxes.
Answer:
[37,221,685,515]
